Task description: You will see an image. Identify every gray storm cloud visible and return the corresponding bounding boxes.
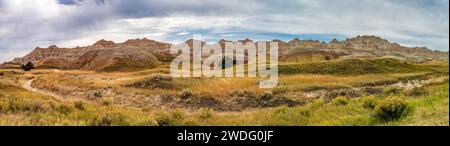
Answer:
[0,0,448,62]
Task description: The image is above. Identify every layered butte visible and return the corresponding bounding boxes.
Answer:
[1,35,448,71]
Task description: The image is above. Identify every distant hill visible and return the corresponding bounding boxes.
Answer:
[1,35,448,71]
[2,38,172,71]
[279,35,448,62]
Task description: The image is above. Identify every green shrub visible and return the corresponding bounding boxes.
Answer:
[93,90,104,98]
[54,104,74,115]
[362,96,378,109]
[91,112,128,126]
[180,89,193,99]
[87,89,106,100]
[100,98,113,106]
[74,100,86,110]
[310,99,325,109]
[171,109,185,121]
[374,95,409,121]
[199,108,214,119]
[155,111,179,126]
[332,96,349,106]
[26,101,48,113]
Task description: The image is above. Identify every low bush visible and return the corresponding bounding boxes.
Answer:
[332,96,349,106]
[199,108,215,119]
[155,111,181,126]
[54,103,74,115]
[362,96,378,109]
[179,89,193,99]
[374,95,410,122]
[170,109,185,121]
[74,100,86,110]
[90,112,128,126]
[100,98,113,106]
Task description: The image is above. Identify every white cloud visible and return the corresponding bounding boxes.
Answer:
[176,31,190,36]
[60,16,248,46]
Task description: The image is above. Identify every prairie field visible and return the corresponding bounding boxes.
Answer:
[0,58,448,126]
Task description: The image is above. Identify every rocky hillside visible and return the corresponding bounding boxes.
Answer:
[1,35,448,71]
[279,35,448,62]
[4,38,171,71]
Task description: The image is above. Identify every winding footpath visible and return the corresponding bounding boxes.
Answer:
[22,79,63,100]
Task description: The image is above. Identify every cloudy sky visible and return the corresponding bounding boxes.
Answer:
[0,0,448,62]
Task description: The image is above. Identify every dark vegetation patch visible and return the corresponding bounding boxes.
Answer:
[279,58,439,75]
[124,74,173,89]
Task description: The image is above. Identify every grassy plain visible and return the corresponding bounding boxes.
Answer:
[0,58,448,125]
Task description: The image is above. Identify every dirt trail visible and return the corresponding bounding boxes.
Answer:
[23,80,36,92]
[22,79,63,100]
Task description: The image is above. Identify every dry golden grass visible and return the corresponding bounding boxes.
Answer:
[27,67,433,100]
[1,69,448,126]
[0,80,155,126]
[184,82,449,126]
[1,59,447,126]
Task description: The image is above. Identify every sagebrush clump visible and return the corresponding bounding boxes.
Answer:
[374,95,410,121]
[74,100,86,110]
[199,108,215,119]
[54,103,74,115]
[100,97,113,106]
[90,112,128,126]
[180,89,193,99]
[154,110,186,126]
